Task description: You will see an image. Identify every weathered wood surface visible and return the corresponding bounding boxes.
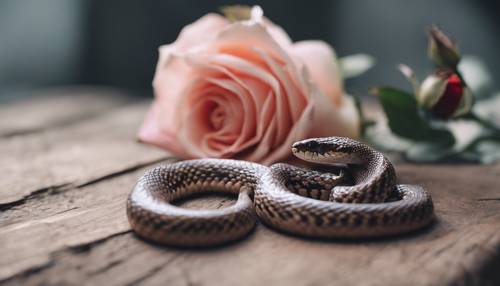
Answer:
[0,88,499,286]
[0,88,167,206]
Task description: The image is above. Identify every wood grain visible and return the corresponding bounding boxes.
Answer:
[0,90,499,286]
[0,93,167,206]
[0,87,131,137]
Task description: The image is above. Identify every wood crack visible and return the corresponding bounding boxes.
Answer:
[88,259,124,275]
[477,197,500,201]
[0,157,172,212]
[53,207,80,215]
[0,183,72,211]
[0,260,55,284]
[0,230,132,283]
[0,127,44,138]
[3,93,500,285]
[69,230,132,254]
[76,156,172,189]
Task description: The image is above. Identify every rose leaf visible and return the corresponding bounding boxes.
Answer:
[458,133,500,164]
[404,142,456,162]
[473,91,500,128]
[374,87,455,146]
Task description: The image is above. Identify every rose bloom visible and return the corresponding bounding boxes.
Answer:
[138,6,360,165]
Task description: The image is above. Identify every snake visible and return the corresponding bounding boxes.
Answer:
[127,137,434,247]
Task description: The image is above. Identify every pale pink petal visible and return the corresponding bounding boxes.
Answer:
[183,57,275,153]
[241,90,276,162]
[178,92,220,158]
[194,79,249,156]
[208,54,291,146]
[262,98,314,164]
[308,91,361,139]
[185,92,236,157]
[137,101,188,157]
[253,48,309,149]
[173,13,229,50]
[253,47,306,123]
[204,78,253,151]
[175,74,259,158]
[301,66,360,139]
[262,79,360,165]
[153,14,229,82]
[214,18,311,107]
[248,6,292,48]
[142,8,360,164]
[152,53,193,121]
[290,40,344,105]
[216,20,291,68]
[248,114,278,162]
[262,19,293,48]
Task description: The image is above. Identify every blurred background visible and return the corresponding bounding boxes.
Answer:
[1,0,499,101]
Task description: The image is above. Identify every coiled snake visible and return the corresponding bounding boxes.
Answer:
[127,137,434,246]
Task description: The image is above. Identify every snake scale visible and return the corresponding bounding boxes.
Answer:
[127,137,434,246]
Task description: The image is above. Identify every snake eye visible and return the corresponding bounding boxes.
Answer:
[292,139,320,154]
[306,140,319,149]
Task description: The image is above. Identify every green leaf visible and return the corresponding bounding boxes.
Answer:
[473,92,500,128]
[366,88,500,164]
[339,54,375,79]
[374,87,455,146]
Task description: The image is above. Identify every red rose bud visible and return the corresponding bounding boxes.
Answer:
[428,26,460,69]
[418,71,473,119]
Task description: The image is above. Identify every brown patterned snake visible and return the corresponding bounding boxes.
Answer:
[127,137,434,246]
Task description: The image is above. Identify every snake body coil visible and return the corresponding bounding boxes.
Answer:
[127,137,434,246]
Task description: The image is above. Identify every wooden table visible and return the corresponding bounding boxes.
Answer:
[1,87,499,286]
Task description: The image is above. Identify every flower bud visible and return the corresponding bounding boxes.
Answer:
[428,26,460,69]
[418,70,473,119]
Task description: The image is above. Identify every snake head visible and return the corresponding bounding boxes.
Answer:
[291,137,364,165]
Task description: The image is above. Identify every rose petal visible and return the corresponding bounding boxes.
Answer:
[262,19,293,48]
[137,100,189,157]
[262,96,314,164]
[201,78,252,154]
[309,92,361,139]
[248,6,293,48]
[301,65,360,139]
[142,9,360,165]
[254,47,306,122]
[152,53,194,116]
[182,57,277,154]
[208,54,291,144]
[153,14,229,86]
[261,74,360,164]
[216,20,292,68]
[239,90,276,162]
[214,18,312,108]
[173,13,229,50]
[290,40,344,105]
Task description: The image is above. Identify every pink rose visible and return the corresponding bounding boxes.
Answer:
[138,6,360,165]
